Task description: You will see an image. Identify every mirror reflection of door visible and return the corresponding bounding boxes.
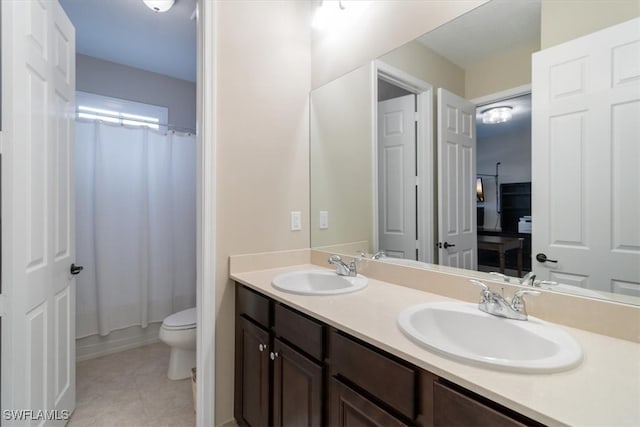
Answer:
[532,18,640,295]
[437,88,478,270]
[377,88,417,260]
[374,65,435,264]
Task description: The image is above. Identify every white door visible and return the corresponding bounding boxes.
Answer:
[437,88,477,270]
[378,94,417,259]
[532,18,640,296]
[1,1,77,424]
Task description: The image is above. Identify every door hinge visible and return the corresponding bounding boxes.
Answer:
[415,111,420,122]
[415,176,419,186]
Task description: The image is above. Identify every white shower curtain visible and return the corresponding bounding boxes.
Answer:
[75,120,197,338]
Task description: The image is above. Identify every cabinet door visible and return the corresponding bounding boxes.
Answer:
[272,338,323,427]
[330,378,407,427]
[237,317,270,426]
[433,382,529,427]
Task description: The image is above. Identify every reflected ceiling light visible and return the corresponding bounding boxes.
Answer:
[143,0,175,13]
[482,106,513,124]
[312,0,345,30]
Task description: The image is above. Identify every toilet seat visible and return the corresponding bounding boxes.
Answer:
[162,307,196,331]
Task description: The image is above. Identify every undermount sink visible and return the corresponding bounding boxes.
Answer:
[272,270,368,296]
[398,302,582,373]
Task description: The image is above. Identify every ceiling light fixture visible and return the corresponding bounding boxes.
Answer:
[143,0,175,13]
[482,106,513,124]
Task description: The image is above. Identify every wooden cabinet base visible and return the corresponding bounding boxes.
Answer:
[330,378,407,427]
[234,284,545,427]
[273,339,322,427]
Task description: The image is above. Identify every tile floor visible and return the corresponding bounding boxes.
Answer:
[69,342,196,427]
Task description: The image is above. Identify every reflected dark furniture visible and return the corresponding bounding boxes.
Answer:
[478,182,532,275]
[477,235,524,277]
[478,230,532,273]
[500,182,531,233]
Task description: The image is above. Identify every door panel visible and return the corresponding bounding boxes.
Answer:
[378,94,417,260]
[54,287,72,405]
[2,0,76,422]
[272,339,322,427]
[239,318,270,426]
[437,89,477,270]
[532,17,640,295]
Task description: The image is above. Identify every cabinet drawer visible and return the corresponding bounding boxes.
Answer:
[331,378,407,427]
[237,285,271,328]
[330,330,416,420]
[275,303,324,361]
[434,382,535,427]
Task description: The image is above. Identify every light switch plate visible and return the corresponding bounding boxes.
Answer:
[319,211,329,229]
[290,211,302,231]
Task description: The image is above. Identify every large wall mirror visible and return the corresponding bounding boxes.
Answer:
[310,0,640,306]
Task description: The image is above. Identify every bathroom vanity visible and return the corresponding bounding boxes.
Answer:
[234,284,541,427]
[230,261,640,427]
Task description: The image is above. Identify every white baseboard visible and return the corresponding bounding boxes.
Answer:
[76,323,163,362]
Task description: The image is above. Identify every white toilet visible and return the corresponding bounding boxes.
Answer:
[159,307,196,380]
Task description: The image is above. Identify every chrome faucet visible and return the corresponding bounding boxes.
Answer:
[328,255,357,277]
[534,280,559,287]
[469,279,540,321]
[358,251,386,260]
[489,271,537,287]
[521,271,537,287]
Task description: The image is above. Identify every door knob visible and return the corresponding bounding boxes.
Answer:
[258,344,266,352]
[439,242,456,249]
[536,253,558,263]
[270,351,279,360]
[70,264,84,275]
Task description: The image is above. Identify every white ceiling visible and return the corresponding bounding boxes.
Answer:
[60,0,197,82]
[418,0,541,69]
[416,0,539,139]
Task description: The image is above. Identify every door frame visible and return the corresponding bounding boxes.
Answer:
[196,1,216,425]
[0,1,217,425]
[372,61,434,263]
[471,83,532,108]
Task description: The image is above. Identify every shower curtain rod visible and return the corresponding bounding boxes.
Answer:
[75,112,196,135]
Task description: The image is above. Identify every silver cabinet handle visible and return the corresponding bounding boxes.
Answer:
[258,344,266,352]
[270,351,279,360]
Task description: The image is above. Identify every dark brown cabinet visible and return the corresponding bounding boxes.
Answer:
[236,317,270,427]
[330,378,407,427]
[433,381,541,427]
[273,338,323,427]
[234,284,544,427]
[235,285,324,427]
[330,330,417,421]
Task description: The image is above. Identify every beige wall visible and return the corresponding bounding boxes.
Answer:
[311,0,488,89]
[541,0,640,48]
[214,1,311,424]
[310,64,373,250]
[465,40,540,99]
[380,40,465,97]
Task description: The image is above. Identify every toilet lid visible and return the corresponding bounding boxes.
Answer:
[163,307,196,329]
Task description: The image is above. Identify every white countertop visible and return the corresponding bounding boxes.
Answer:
[231,264,640,427]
